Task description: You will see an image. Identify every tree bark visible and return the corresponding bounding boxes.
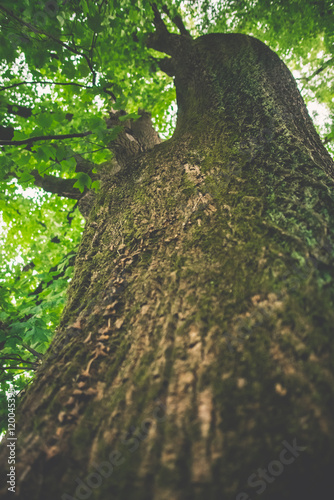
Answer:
[1,32,334,500]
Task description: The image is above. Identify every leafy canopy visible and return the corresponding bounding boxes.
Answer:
[0,0,333,432]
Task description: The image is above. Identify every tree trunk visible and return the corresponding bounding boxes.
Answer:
[1,32,334,500]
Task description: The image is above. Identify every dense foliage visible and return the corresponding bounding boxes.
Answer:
[0,0,333,433]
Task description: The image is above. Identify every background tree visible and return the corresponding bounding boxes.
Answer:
[0,1,334,499]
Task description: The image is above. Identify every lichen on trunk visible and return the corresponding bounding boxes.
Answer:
[1,29,334,500]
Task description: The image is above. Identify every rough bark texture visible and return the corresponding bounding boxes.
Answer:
[1,32,334,500]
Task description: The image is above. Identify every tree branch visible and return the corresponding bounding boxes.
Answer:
[0,125,14,141]
[0,131,92,146]
[298,56,334,83]
[28,151,99,199]
[6,103,32,118]
[147,3,174,55]
[323,134,334,146]
[28,250,77,300]
[0,354,39,366]
[0,365,37,371]
[151,3,169,34]
[147,3,189,56]
[106,109,161,167]
[0,111,73,142]
[161,4,191,37]
[21,343,44,361]
[0,81,93,92]
[30,170,82,199]
[73,153,98,175]
[0,80,116,101]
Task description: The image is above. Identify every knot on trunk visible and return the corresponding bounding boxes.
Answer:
[106,109,161,168]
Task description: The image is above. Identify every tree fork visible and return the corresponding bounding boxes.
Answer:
[1,29,334,500]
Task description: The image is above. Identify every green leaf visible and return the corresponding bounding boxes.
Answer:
[60,157,77,173]
[73,172,92,193]
[119,112,140,122]
[13,131,28,141]
[18,171,34,183]
[87,14,104,33]
[0,312,9,322]
[36,113,53,129]
[91,180,100,192]
[55,145,67,161]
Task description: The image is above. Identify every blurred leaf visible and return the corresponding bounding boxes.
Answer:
[73,172,92,193]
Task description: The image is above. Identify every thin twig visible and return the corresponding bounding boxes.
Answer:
[0,80,116,100]
[150,3,169,34]
[0,81,91,92]
[0,131,92,146]
[297,56,334,83]
[1,366,37,371]
[161,4,191,36]
[323,135,334,146]
[22,343,44,360]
